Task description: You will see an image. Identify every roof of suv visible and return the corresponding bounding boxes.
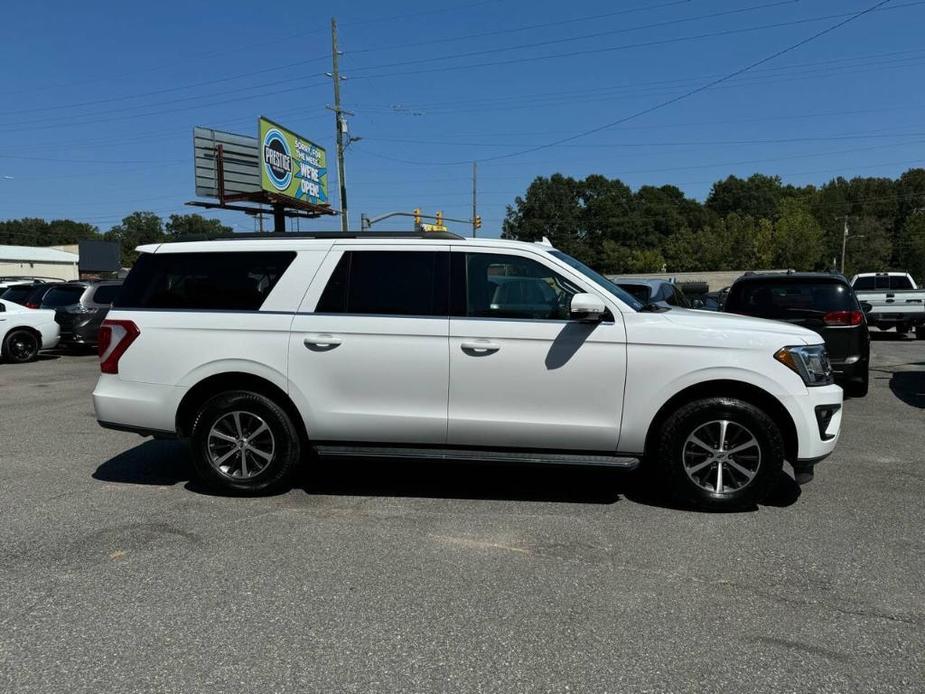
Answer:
[732,271,849,285]
[138,233,553,255]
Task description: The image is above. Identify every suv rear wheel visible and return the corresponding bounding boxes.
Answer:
[657,397,784,510]
[190,390,301,494]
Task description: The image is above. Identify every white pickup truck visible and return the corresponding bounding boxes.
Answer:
[850,272,925,339]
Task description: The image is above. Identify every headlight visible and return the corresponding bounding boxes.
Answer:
[774,345,833,386]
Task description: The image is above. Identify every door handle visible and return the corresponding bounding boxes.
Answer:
[460,339,501,353]
[304,334,342,348]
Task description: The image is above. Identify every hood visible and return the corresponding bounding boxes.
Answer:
[664,307,821,345]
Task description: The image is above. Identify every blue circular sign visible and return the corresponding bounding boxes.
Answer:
[263,128,292,191]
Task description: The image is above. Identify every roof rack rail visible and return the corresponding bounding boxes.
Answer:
[191,231,465,241]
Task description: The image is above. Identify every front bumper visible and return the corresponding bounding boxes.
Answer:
[780,382,843,463]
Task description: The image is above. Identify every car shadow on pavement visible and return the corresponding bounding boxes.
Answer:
[93,441,802,511]
[890,369,925,408]
[93,439,192,487]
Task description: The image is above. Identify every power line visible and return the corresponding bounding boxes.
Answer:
[342,2,924,85]
[357,0,901,167]
[2,1,499,99]
[351,50,925,117]
[347,0,799,74]
[0,57,330,118]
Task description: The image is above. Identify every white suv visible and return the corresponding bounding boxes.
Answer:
[93,232,843,509]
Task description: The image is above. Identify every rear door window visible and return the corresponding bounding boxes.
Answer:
[727,281,857,319]
[114,252,295,310]
[315,251,448,316]
[41,285,86,308]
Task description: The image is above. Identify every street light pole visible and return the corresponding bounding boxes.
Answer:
[840,216,849,274]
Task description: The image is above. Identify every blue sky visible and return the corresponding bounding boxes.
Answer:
[1,0,924,235]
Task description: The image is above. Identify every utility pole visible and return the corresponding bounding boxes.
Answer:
[329,18,349,232]
[840,216,849,274]
[471,161,478,238]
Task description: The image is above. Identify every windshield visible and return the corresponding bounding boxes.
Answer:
[549,250,644,311]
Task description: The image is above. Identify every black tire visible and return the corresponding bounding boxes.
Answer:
[656,397,784,510]
[2,328,40,363]
[845,367,869,398]
[916,326,925,340]
[190,390,301,494]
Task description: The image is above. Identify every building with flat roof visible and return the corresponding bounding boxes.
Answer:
[0,244,79,281]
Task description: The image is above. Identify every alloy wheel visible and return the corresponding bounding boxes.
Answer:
[207,410,276,480]
[682,419,761,494]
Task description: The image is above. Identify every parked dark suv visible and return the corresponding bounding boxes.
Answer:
[723,272,870,397]
[40,280,123,349]
[0,281,62,308]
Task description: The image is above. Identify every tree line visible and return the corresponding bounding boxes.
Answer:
[502,168,925,280]
[0,213,232,266]
[4,168,925,279]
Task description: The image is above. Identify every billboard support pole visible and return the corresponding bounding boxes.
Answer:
[273,205,286,233]
[330,18,349,233]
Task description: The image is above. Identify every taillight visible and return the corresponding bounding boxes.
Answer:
[823,310,863,326]
[25,301,39,309]
[98,319,140,374]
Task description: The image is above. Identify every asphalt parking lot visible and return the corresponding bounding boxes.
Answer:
[1,335,923,693]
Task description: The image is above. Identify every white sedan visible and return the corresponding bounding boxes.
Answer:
[0,299,60,363]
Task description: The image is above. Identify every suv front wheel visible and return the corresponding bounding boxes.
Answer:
[190,390,301,494]
[657,397,784,510]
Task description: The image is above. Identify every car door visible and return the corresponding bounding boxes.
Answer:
[447,247,627,452]
[289,245,450,445]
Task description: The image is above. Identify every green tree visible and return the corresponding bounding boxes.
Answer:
[105,211,166,266]
[165,213,232,239]
[773,200,824,270]
[896,213,925,282]
[706,174,800,221]
[502,174,591,262]
[843,216,893,277]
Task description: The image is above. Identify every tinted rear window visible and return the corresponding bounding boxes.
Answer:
[854,275,914,290]
[1,285,35,304]
[726,281,857,319]
[41,285,86,307]
[90,284,120,305]
[114,252,295,310]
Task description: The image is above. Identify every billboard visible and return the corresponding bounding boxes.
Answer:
[193,126,260,199]
[259,117,328,206]
[78,239,121,272]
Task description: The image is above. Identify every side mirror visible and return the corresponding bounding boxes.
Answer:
[860,301,872,314]
[570,293,606,322]
[691,298,705,309]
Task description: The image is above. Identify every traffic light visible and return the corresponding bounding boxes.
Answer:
[474,215,482,229]
[413,208,422,226]
[435,210,443,226]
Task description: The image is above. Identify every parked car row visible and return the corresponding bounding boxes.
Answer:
[0,278,122,362]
